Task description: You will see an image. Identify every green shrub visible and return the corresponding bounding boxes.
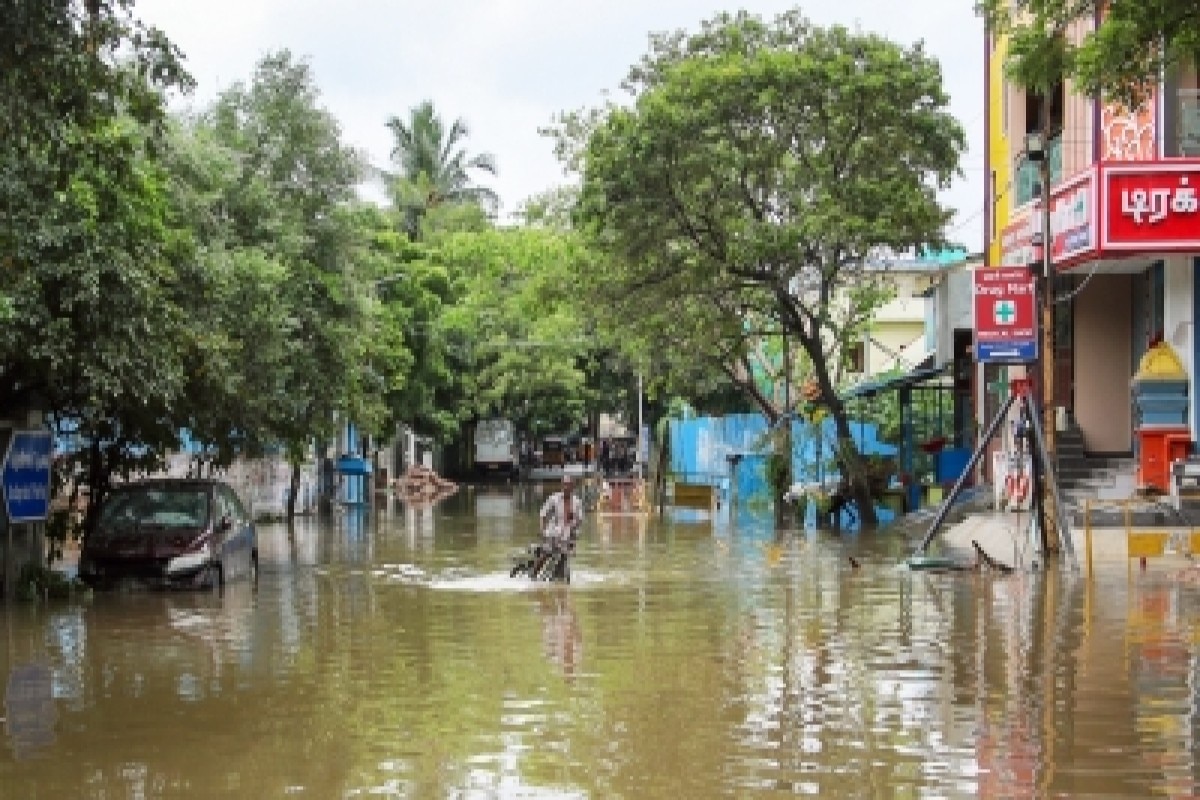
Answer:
[14,563,85,603]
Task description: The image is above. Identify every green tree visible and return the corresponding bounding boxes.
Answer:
[385,100,499,238]
[7,116,209,542]
[0,0,185,329]
[435,227,594,437]
[0,1,191,544]
[156,121,294,465]
[564,11,964,525]
[351,205,465,441]
[977,0,1200,103]
[1,1,188,259]
[202,50,368,517]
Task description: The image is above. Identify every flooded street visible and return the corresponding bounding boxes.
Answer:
[3,484,1199,798]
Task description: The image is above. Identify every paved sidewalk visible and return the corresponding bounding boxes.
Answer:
[928,508,1196,574]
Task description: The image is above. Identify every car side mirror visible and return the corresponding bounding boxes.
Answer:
[218,515,233,532]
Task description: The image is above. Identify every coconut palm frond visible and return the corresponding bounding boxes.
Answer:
[385,99,500,234]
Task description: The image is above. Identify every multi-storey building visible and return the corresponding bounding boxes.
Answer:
[985,23,1200,459]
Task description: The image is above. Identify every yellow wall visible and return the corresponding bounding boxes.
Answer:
[986,34,1012,267]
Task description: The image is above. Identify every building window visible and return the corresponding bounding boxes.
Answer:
[1012,81,1066,206]
[1165,58,1200,157]
[1025,83,1064,138]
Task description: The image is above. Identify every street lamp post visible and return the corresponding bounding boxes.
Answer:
[1026,125,1058,552]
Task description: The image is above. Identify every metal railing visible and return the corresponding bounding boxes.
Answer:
[1081,497,1199,576]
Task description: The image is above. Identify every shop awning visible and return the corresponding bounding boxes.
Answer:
[841,363,950,400]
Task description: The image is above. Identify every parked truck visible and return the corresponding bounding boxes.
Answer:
[474,418,518,478]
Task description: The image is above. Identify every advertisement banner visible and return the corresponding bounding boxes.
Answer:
[1101,162,1200,251]
[999,213,1035,268]
[998,170,1096,269]
[1046,170,1096,263]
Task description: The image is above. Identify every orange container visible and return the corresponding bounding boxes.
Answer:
[1136,427,1191,492]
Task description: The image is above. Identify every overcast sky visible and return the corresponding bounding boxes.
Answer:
[134,0,986,251]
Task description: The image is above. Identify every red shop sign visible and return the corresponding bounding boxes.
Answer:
[1101,162,1200,251]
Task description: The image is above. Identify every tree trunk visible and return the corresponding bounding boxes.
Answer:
[82,438,109,540]
[770,426,793,527]
[829,406,878,527]
[799,329,880,528]
[286,459,300,522]
[654,421,670,515]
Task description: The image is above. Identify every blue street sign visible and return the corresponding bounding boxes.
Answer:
[2,430,53,523]
[977,340,1038,364]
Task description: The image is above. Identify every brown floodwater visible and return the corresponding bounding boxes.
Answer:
[1,482,1198,798]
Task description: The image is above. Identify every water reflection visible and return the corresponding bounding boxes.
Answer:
[2,485,1200,797]
[535,588,583,680]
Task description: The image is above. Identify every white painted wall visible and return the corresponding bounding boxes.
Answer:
[934,263,977,367]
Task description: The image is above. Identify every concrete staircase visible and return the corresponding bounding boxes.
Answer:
[1055,424,1136,504]
[1052,424,1189,527]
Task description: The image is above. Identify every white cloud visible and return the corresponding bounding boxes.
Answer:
[136,0,985,248]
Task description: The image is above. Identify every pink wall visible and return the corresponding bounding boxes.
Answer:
[1074,274,1134,453]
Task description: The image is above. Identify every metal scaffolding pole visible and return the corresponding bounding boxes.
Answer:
[1029,104,1060,554]
[1021,391,1078,570]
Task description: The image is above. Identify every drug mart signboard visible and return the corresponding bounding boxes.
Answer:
[1,430,53,523]
[973,267,1038,364]
[1101,162,1200,252]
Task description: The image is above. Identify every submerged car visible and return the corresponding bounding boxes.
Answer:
[78,478,258,591]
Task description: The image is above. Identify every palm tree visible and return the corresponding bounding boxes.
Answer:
[384,100,499,237]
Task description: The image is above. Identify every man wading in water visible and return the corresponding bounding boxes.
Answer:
[512,476,584,581]
[540,475,583,542]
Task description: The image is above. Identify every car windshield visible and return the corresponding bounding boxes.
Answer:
[97,487,211,531]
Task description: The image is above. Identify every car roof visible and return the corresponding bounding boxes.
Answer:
[110,478,227,491]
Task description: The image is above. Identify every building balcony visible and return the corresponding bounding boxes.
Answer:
[1014,134,1063,207]
[872,296,927,323]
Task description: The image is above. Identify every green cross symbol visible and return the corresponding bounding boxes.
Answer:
[994,300,1016,325]
[988,372,1009,398]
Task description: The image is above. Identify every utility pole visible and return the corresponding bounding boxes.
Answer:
[636,371,644,477]
[1027,96,1059,553]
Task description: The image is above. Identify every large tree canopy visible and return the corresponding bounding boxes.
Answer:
[196,50,371,513]
[0,0,188,153]
[566,10,965,524]
[978,0,1200,102]
[1,0,187,294]
[435,227,596,436]
[0,1,196,531]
